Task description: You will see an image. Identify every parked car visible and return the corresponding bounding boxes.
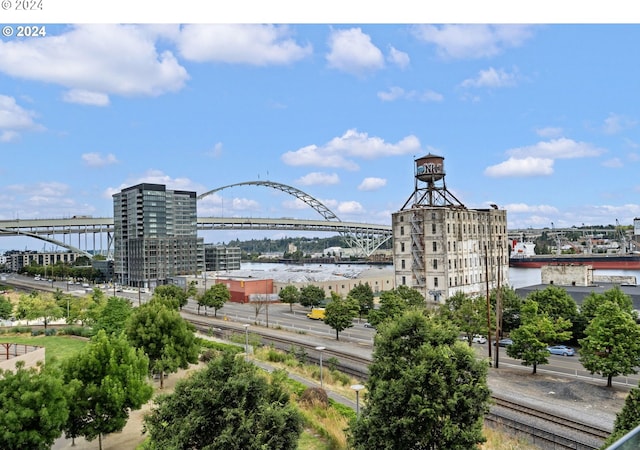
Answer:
[461,334,487,344]
[498,338,513,347]
[363,322,375,328]
[547,345,575,356]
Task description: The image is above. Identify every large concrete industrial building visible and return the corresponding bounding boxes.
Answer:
[113,183,204,289]
[392,154,508,305]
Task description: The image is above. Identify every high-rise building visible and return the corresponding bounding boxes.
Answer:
[393,154,508,305]
[204,245,241,271]
[113,183,204,288]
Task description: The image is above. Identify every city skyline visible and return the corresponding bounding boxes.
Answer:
[2,23,640,250]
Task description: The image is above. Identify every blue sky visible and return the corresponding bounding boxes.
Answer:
[1,22,640,250]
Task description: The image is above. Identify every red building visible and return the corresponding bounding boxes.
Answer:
[215,277,274,304]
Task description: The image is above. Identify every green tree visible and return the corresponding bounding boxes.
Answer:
[603,383,640,447]
[94,296,133,336]
[348,282,374,318]
[525,285,578,321]
[393,285,425,309]
[366,290,408,327]
[507,300,572,374]
[126,299,200,388]
[299,284,326,308]
[439,291,489,344]
[154,284,189,310]
[495,286,523,333]
[349,310,491,449]
[0,295,12,319]
[198,283,230,317]
[278,285,300,312]
[324,292,359,341]
[144,352,303,450]
[579,301,640,387]
[0,362,69,450]
[62,330,153,450]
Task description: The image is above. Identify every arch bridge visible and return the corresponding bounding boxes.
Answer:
[0,180,392,258]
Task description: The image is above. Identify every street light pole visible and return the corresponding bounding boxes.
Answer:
[316,346,325,388]
[351,384,364,418]
[243,324,250,355]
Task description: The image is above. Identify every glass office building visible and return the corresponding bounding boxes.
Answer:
[113,183,204,288]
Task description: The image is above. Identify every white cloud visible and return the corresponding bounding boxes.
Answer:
[0,95,42,141]
[82,152,118,167]
[0,25,189,105]
[176,24,312,65]
[63,89,110,106]
[460,67,519,88]
[485,138,606,178]
[503,203,559,215]
[295,172,340,186]
[281,129,421,170]
[104,169,206,199]
[602,157,624,168]
[358,177,387,191]
[484,156,554,177]
[377,86,443,102]
[387,46,410,69]
[602,113,637,135]
[205,142,224,158]
[337,201,364,215]
[412,24,535,60]
[326,28,384,76]
[535,127,563,138]
[506,138,605,160]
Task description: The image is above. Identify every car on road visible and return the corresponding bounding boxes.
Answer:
[461,334,487,344]
[363,322,375,328]
[547,345,575,356]
[498,338,513,347]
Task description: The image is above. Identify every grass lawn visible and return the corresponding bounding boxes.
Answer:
[0,334,88,366]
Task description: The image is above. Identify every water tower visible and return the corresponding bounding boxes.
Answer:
[400,153,465,210]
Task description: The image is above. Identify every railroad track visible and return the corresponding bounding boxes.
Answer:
[186,316,613,449]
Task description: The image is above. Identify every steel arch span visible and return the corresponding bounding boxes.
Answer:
[198,180,390,256]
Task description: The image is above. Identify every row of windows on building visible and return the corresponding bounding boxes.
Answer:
[398,223,507,236]
[400,273,493,289]
[398,210,507,223]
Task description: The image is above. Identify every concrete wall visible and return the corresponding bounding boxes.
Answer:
[541,264,593,286]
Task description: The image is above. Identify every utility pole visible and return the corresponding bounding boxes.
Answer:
[494,242,503,369]
[484,245,492,359]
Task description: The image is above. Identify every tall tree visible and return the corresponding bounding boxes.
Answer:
[438,291,489,344]
[0,295,12,320]
[579,301,640,387]
[324,292,359,341]
[62,330,152,450]
[93,296,133,336]
[507,300,572,374]
[278,284,300,312]
[349,310,491,449]
[299,284,326,308]
[525,285,578,321]
[348,282,374,318]
[144,353,303,450]
[366,290,408,327]
[126,299,200,388]
[198,283,230,317]
[154,284,189,310]
[393,285,426,309]
[0,362,69,450]
[603,382,640,446]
